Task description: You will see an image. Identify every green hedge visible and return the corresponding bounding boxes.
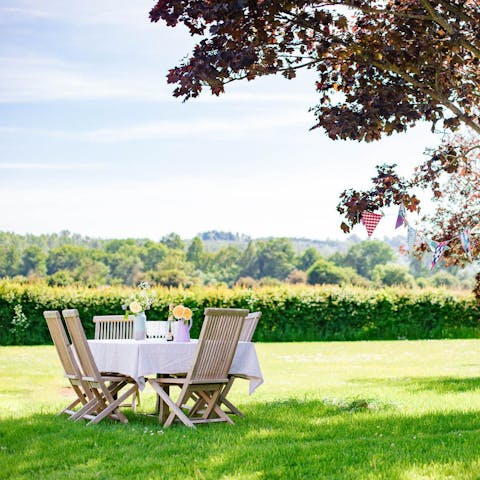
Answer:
[1,281,479,345]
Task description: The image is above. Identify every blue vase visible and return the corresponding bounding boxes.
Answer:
[134,312,147,340]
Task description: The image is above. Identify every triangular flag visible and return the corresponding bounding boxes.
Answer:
[459,229,472,258]
[395,204,406,229]
[426,238,438,252]
[431,241,449,269]
[407,225,417,252]
[361,211,382,237]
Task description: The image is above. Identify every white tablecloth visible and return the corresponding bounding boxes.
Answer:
[88,339,263,394]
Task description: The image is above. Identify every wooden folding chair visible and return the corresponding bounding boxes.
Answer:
[219,311,262,417]
[93,315,134,339]
[43,310,95,417]
[148,308,248,428]
[62,309,138,425]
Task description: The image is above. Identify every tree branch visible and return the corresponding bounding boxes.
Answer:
[418,0,480,59]
[369,59,480,135]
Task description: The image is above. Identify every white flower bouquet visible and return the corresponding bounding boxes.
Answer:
[122,281,156,318]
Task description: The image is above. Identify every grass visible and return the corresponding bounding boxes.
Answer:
[2,340,480,479]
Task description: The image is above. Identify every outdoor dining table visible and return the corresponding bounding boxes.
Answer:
[88,338,264,394]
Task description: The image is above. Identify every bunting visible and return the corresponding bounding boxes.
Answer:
[426,238,438,253]
[407,225,417,252]
[395,204,406,229]
[356,203,478,268]
[361,211,383,237]
[459,229,472,258]
[356,200,478,268]
[431,241,449,269]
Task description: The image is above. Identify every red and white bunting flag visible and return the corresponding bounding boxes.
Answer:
[361,211,382,237]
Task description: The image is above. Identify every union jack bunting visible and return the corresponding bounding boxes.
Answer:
[459,229,472,258]
[361,211,382,237]
[395,204,406,229]
[431,241,449,269]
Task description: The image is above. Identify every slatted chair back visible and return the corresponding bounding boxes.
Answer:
[188,308,248,384]
[239,311,262,342]
[43,310,82,379]
[93,315,134,340]
[63,309,102,382]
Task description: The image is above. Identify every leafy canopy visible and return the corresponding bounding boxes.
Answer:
[150,0,480,140]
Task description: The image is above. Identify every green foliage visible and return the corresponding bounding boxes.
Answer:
[372,264,415,287]
[46,244,91,274]
[1,281,478,345]
[0,244,21,277]
[152,269,190,288]
[429,271,460,288]
[337,240,395,279]
[139,241,168,271]
[20,245,47,277]
[47,270,74,287]
[1,231,474,290]
[307,258,353,285]
[161,232,185,250]
[74,258,110,287]
[186,236,205,267]
[296,247,320,271]
[239,238,295,280]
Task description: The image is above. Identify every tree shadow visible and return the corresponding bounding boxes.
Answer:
[353,375,480,394]
[2,398,480,479]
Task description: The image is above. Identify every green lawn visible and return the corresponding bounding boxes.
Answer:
[2,340,480,479]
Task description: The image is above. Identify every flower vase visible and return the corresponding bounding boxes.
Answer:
[174,318,192,343]
[134,312,147,341]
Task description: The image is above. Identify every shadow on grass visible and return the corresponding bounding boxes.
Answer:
[2,398,480,479]
[353,375,480,394]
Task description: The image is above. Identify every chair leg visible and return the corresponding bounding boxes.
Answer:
[69,381,133,423]
[219,377,235,404]
[220,397,244,417]
[218,376,245,417]
[70,394,104,421]
[189,395,206,416]
[148,380,195,428]
[196,390,234,425]
[88,385,137,425]
[60,397,82,416]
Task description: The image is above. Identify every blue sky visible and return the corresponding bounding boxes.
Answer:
[0,0,442,241]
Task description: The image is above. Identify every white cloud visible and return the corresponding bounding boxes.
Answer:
[0,162,106,171]
[0,56,171,103]
[0,111,311,141]
[0,1,151,27]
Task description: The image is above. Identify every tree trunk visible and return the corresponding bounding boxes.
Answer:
[474,272,480,304]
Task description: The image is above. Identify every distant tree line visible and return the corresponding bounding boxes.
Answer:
[0,231,472,289]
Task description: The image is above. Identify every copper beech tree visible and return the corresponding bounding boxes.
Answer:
[150,0,479,137]
[150,1,480,290]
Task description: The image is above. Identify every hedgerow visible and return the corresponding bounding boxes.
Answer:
[0,281,478,345]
